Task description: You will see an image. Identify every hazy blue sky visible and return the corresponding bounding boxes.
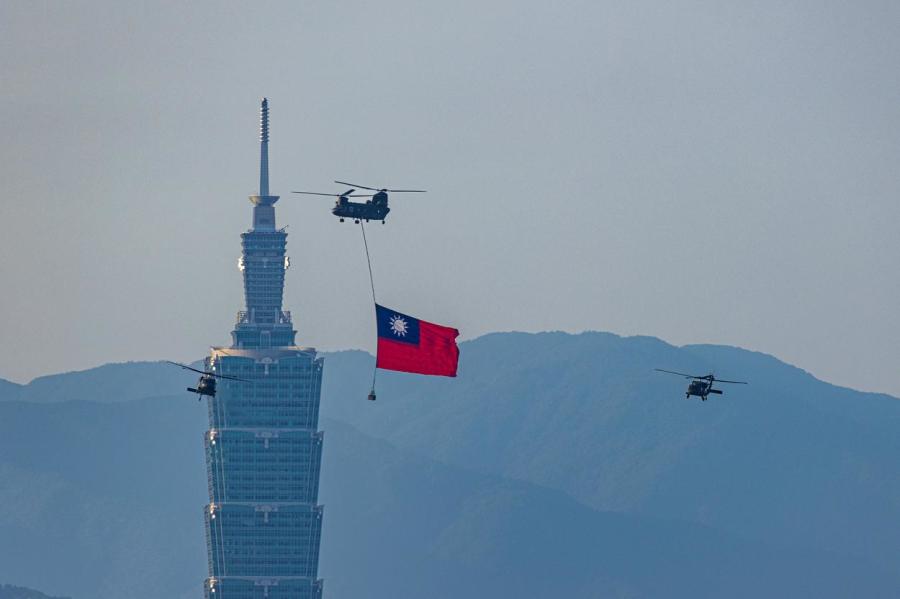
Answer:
[1,0,898,395]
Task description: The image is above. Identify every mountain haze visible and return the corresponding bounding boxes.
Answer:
[320,332,900,572]
[0,362,197,404]
[1,331,898,597]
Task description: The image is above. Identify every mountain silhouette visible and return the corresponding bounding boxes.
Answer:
[319,332,900,572]
[1,331,898,597]
[0,585,69,599]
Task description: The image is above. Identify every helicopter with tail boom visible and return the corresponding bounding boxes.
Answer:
[166,361,248,400]
[655,369,748,401]
[292,181,426,224]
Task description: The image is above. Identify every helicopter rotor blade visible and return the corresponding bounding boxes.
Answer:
[713,379,748,384]
[165,361,249,382]
[339,189,376,198]
[335,181,427,193]
[291,191,374,198]
[334,180,381,191]
[655,368,701,379]
[165,361,207,376]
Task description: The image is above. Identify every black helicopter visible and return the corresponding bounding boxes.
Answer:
[292,181,425,224]
[655,369,748,401]
[166,361,248,400]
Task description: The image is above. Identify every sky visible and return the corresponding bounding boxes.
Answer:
[1,0,898,396]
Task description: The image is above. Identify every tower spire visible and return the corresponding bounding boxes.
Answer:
[235,98,294,347]
[259,98,270,196]
[248,98,279,231]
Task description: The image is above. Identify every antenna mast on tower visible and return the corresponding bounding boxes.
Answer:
[259,97,270,196]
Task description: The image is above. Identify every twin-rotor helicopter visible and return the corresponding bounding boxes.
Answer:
[166,179,426,400]
[292,180,426,224]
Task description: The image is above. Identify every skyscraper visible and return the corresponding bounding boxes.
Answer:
[204,99,325,598]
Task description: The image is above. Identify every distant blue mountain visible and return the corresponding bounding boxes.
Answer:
[0,379,22,402]
[318,420,897,599]
[319,332,900,573]
[1,331,898,597]
[1,399,896,599]
[0,396,208,599]
[0,361,200,404]
[0,585,69,599]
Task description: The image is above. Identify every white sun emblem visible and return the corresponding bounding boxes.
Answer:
[389,315,409,337]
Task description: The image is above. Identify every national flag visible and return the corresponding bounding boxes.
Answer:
[375,304,459,377]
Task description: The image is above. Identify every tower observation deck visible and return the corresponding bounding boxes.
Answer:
[204,99,325,599]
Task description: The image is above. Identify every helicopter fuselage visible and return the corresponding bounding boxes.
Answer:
[686,380,723,400]
[188,375,217,398]
[656,368,745,401]
[332,191,390,222]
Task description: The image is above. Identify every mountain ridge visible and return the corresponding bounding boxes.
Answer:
[0,584,70,599]
[317,330,900,573]
[2,331,898,597]
[3,331,895,404]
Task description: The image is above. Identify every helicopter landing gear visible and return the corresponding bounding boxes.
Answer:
[339,218,345,222]
[382,220,386,224]
[354,219,360,224]
[365,219,370,223]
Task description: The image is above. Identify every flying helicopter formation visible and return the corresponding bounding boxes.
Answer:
[292,180,426,224]
[167,161,749,403]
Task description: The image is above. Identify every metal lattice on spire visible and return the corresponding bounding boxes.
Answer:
[249,98,278,230]
[259,98,270,196]
[260,97,269,142]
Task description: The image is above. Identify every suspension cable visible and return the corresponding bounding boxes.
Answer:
[359,222,378,394]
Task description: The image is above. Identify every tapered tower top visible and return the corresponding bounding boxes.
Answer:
[232,98,296,348]
[249,97,279,230]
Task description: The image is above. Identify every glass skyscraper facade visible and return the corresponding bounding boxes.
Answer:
[204,99,324,598]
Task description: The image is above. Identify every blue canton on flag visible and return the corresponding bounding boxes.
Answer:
[376,305,421,345]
